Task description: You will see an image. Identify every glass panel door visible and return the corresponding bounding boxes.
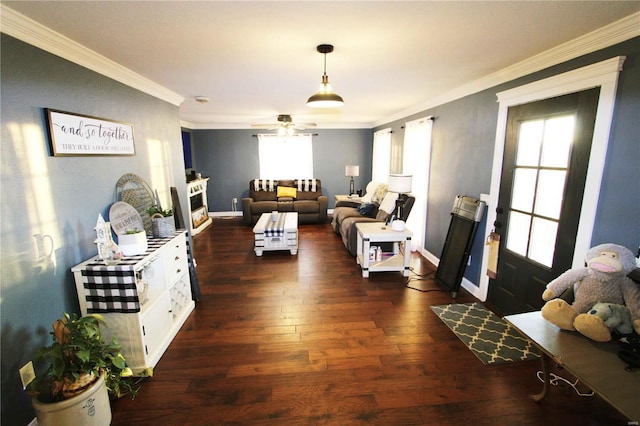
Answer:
[505,114,575,268]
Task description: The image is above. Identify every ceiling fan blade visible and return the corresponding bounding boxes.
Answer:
[251,124,279,129]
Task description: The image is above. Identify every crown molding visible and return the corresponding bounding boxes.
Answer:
[375,12,640,127]
[181,120,371,130]
[0,4,185,107]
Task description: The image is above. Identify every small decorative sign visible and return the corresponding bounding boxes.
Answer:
[46,109,135,156]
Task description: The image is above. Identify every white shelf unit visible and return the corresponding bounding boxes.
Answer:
[187,178,212,235]
[72,231,195,374]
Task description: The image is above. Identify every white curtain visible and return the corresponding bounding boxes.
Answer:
[402,117,433,251]
[372,128,392,183]
[258,134,313,179]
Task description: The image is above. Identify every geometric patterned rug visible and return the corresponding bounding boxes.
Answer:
[430,302,540,365]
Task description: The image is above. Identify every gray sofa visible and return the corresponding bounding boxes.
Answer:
[242,179,328,225]
[332,183,415,256]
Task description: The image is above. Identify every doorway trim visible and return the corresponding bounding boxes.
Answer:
[469,56,625,302]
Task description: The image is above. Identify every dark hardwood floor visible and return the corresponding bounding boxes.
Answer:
[111,218,628,425]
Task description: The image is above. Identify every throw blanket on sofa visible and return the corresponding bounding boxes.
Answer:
[254,179,276,192]
[297,179,317,192]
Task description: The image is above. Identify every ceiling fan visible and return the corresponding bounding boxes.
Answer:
[251,115,317,135]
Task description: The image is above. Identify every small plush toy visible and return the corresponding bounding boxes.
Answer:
[541,243,640,342]
[582,302,633,336]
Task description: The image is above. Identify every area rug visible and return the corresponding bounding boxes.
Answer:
[430,302,540,365]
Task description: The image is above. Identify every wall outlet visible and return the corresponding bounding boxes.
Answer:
[467,255,472,267]
[19,361,36,389]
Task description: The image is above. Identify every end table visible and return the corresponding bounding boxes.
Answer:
[355,222,412,277]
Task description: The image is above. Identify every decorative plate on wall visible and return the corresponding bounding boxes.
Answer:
[109,201,145,236]
[114,173,156,233]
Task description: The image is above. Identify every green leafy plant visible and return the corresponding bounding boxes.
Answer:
[147,205,173,217]
[26,313,147,402]
[125,228,144,234]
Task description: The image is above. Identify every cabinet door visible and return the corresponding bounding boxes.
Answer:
[141,291,173,364]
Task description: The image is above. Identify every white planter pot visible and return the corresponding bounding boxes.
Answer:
[118,231,148,256]
[32,373,112,426]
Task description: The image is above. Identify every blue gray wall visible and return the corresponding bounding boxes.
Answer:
[191,128,373,211]
[375,36,640,286]
[1,35,187,424]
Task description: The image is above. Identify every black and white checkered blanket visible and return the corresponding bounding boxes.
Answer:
[264,214,285,237]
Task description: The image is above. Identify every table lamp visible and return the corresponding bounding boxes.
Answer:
[388,174,412,230]
[345,165,359,195]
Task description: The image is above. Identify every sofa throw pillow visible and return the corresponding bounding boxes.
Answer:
[372,183,389,204]
[379,191,398,215]
[277,186,297,198]
[357,202,378,218]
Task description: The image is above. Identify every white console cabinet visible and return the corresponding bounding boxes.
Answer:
[72,231,194,374]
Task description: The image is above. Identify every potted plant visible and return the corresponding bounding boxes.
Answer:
[26,313,143,425]
[117,228,148,256]
[147,205,175,238]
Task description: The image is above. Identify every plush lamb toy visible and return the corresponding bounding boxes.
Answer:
[541,243,640,342]
[585,302,634,336]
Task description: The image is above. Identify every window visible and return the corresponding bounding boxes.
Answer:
[372,128,392,183]
[402,117,433,252]
[505,114,575,267]
[258,134,313,179]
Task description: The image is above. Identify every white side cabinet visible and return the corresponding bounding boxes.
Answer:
[72,231,195,374]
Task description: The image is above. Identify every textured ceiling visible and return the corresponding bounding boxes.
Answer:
[3,1,639,128]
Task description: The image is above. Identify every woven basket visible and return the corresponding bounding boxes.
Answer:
[150,213,175,238]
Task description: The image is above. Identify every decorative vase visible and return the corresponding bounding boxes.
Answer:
[118,230,148,256]
[99,222,123,265]
[32,373,111,426]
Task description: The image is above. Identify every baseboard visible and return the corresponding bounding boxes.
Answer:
[461,277,485,301]
[209,211,242,218]
[423,249,440,267]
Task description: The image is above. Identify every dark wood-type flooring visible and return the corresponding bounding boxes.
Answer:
[111,218,628,425]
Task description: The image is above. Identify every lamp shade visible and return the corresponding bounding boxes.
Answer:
[306,91,344,108]
[388,174,412,193]
[345,165,359,177]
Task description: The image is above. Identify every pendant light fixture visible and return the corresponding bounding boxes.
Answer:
[306,44,344,108]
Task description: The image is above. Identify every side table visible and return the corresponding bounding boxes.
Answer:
[505,311,639,421]
[355,222,412,277]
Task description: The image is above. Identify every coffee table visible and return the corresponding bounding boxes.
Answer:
[355,222,412,277]
[253,212,298,256]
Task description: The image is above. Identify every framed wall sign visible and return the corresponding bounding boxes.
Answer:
[46,109,135,156]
